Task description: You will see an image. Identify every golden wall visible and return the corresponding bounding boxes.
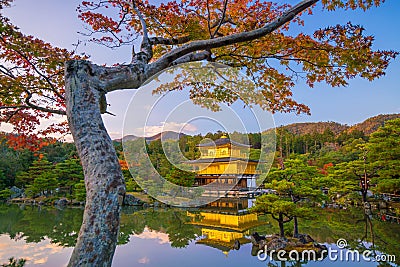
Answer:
[199,146,248,159]
[194,161,258,175]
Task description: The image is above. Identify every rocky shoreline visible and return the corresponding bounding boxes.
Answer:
[251,232,328,260]
[6,193,146,207]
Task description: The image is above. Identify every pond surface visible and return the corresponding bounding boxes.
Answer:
[0,201,399,267]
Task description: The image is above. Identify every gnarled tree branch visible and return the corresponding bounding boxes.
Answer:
[129,0,152,64]
[84,0,318,93]
[212,0,229,38]
[146,0,319,78]
[24,90,66,115]
[171,51,211,66]
[149,36,191,45]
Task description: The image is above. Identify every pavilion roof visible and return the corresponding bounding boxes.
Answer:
[185,157,259,164]
[197,137,250,148]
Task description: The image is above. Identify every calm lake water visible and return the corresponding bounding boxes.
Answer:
[0,200,399,267]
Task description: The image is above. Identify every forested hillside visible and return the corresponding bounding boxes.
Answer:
[349,114,400,135]
[279,114,400,136]
[1,115,399,203]
[282,121,347,135]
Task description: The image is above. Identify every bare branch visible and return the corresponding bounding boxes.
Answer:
[217,53,258,83]
[171,51,211,65]
[0,105,29,110]
[5,108,24,123]
[24,91,66,115]
[147,14,175,38]
[77,2,139,50]
[283,216,293,223]
[0,105,32,123]
[129,0,152,63]
[131,1,148,41]
[0,65,17,79]
[206,0,213,38]
[0,100,65,117]
[227,52,341,68]
[212,0,229,38]
[210,17,236,29]
[147,0,319,77]
[149,36,191,46]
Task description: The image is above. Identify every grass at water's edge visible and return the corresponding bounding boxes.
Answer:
[1,257,26,267]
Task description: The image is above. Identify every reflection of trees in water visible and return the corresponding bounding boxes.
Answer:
[268,261,308,267]
[249,253,312,267]
[353,203,375,255]
[0,204,83,246]
[326,205,400,266]
[361,203,400,266]
[0,204,399,265]
[120,208,201,248]
[251,207,400,266]
[0,205,200,248]
[252,245,326,267]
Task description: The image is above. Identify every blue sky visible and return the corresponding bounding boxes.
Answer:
[2,0,400,138]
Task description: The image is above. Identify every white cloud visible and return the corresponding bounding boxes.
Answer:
[108,131,123,140]
[143,105,152,111]
[0,235,71,266]
[0,114,72,142]
[134,227,170,245]
[0,122,13,133]
[138,256,150,264]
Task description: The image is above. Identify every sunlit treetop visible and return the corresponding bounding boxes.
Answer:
[77,0,396,112]
[0,0,397,150]
[73,0,398,114]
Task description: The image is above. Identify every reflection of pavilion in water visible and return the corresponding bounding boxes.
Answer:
[187,198,267,255]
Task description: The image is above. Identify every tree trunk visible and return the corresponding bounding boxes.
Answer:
[278,213,285,238]
[293,216,299,238]
[65,60,126,266]
[291,193,299,238]
[362,191,367,203]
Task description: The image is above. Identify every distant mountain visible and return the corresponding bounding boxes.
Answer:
[115,131,186,142]
[282,122,348,135]
[145,131,187,142]
[122,135,139,141]
[114,134,139,142]
[116,114,400,141]
[348,114,400,135]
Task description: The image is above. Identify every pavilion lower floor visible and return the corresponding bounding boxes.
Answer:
[194,174,257,191]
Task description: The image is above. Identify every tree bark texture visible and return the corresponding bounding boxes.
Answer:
[293,216,299,238]
[65,60,126,267]
[278,214,285,238]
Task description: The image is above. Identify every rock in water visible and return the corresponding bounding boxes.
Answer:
[265,237,287,252]
[233,240,240,250]
[10,186,24,199]
[55,198,69,207]
[251,232,266,245]
[123,194,142,206]
[298,234,315,244]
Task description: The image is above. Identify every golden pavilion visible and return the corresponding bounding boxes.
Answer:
[186,135,259,192]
